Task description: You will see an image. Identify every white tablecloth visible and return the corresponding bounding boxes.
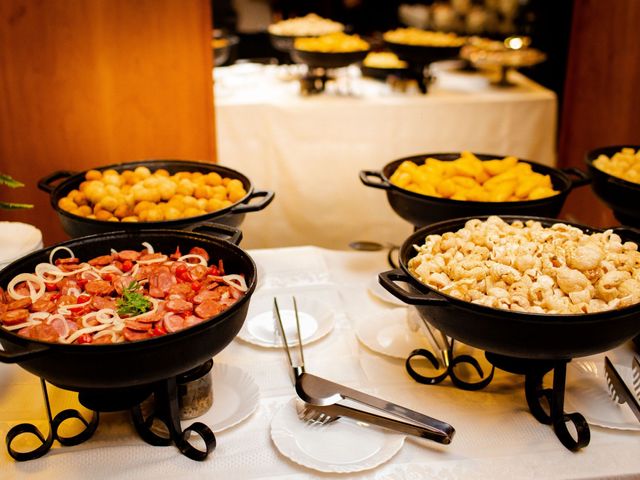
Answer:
[214,65,558,249]
[1,246,639,479]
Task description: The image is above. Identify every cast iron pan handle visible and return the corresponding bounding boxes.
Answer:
[378,269,449,306]
[228,190,275,214]
[561,167,591,189]
[359,170,391,190]
[190,223,243,246]
[0,342,50,363]
[37,170,76,194]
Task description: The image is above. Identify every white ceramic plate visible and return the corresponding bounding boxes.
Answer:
[196,363,260,432]
[354,308,432,359]
[367,276,407,307]
[270,398,405,473]
[566,360,640,431]
[238,295,335,348]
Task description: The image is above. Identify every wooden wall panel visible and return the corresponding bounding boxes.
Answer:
[559,0,640,228]
[0,0,214,244]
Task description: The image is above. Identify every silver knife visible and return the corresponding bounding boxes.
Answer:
[604,356,640,423]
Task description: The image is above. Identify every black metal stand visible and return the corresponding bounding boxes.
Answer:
[6,378,99,461]
[405,339,495,391]
[300,68,333,95]
[485,353,590,451]
[5,363,217,462]
[130,376,216,461]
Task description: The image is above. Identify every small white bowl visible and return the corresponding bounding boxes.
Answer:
[0,221,43,270]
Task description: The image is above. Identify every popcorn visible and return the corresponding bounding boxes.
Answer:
[408,216,640,314]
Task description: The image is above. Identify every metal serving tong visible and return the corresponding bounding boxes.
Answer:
[404,313,494,391]
[274,297,455,444]
[604,356,640,424]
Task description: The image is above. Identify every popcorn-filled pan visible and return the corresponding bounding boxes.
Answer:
[379,215,640,360]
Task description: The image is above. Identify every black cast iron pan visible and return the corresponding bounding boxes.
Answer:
[379,215,640,360]
[585,145,640,228]
[360,153,590,228]
[385,40,461,66]
[38,159,275,238]
[290,48,369,69]
[0,224,256,392]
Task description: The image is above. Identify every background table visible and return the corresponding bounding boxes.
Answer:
[1,246,639,479]
[215,65,558,249]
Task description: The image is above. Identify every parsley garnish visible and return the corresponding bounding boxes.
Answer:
[117,281,151,317]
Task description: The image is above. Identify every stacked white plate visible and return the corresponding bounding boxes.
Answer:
[0,222,43,271]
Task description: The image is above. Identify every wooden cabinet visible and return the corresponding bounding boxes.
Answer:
[559,0,640,227]
[0,0,215,244]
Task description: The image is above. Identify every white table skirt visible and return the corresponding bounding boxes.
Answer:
[214,65,558,250]
[1,246,638,479]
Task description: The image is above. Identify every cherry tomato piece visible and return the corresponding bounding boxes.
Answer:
[76,334,93,344]
[207,265,220,276]
[45,282,58,291]
[122,260,133,272]
[191,281,201,291]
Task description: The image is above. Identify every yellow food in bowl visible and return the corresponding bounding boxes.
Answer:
[383,28,466,47]
[389,151,558,202]
[212,38,229,49]
[58,167,247,222]
[268,13,344,37]
[593,147,640,184]
[363,52,407,69]
[294,32,369,53]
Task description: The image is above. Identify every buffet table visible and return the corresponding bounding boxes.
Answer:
[214,65,558,249]
[1,246,639,479]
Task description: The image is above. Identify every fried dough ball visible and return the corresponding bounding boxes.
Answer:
[57,167,248,222]
[390,151,558,202]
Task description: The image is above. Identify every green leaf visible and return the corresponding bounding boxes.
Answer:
[0,201,33,210]
[117,281,152,317]
[0,174,25,188]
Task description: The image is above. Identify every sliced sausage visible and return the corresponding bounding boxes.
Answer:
[195,299,224,319]
[1,308,30,325]
[189,246,210,262]
[59,279,79,295]
[165,298,193,313]
[31,299,56,313]
[88,255,114,266]
[167,283,194,301]
[27,324,60,342]
[149,266,175,298]
[125,319,153,331]
[118,250,141,261]
[48,317,69,337]
[189,265,208,281]
[93,335,114,344]
[193,289,219,304]
[123,327,152,342]
[55,257,80,266]
[85,280,114,296]
[140,253,166,262]
[164,314,187,333]
[8,298,32,310]
[91,296,117,311]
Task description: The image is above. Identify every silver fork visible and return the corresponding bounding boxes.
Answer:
[274,297,455,444]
